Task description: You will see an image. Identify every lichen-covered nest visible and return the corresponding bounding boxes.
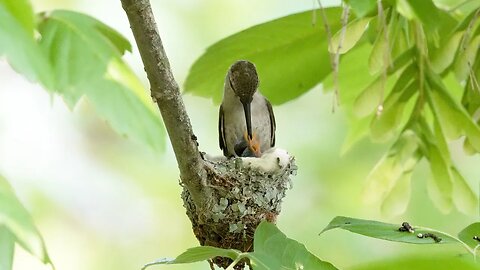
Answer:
[181,148,297,269]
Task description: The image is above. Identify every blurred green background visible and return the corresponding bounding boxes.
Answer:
[0,0,479,269]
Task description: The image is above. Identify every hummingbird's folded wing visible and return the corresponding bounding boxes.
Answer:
[266,99,276,147]
[218,105,227,156]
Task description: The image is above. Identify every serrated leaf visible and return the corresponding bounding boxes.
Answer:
[380,171,413,217]
[0,2,53,88]
[0,226,14,270]
[0,175,51,265]
[329,17,372,54]
[458,223,480,249]
[252,221,337,270]
[38,10,164,151]
[451,167,478,216]
[185,8,347,104]
[344,0,377,18]
[320,216,458,244]
[426,145,453,214]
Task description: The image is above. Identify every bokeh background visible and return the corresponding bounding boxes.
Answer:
[1,0,479,269]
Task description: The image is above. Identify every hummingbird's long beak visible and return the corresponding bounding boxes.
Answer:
[242,101,253,140]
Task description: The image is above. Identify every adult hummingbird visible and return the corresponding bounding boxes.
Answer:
[218,60,276,158]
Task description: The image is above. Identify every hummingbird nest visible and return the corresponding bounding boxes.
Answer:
[181,148,296,269]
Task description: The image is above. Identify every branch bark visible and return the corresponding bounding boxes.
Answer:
[120,0,206,207]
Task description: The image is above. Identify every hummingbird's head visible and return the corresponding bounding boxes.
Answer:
[227,60,259,104]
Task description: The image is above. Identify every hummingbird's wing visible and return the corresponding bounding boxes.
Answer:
[218,105,228,156]
[266,99,276,147]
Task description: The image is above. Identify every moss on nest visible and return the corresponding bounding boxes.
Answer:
[181,149,297,269]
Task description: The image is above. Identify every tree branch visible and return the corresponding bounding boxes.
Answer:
[120,0,206,207]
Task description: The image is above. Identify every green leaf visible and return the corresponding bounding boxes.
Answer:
[320,216,458,244]
[0,175,51,265]
[426,145,453,214]
[353,77,384,116]
[340,115,370,155]
[451,167,478,216]
[370,66,417,142]
[185,8,346,104]
[363,130,420,206]
[453,35,480,82]
[431,31,463,73]
[0,226,14,270]
[323,44,374,105]
[458,223,480,249]
[344,0,377,18]
[397,0,441,32]
[368,10,402,75]
[380,171,413,217]
[0,0,34,32]
[142,246,239,268]
[143,222,337,270]
[38,10,165,151]
[0,1,53,88]
[428,74,480,152]
[329,17,372,54]
[251,221,337,270]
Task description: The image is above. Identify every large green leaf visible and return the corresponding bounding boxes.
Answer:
[0,0,53,88]
[141,246,239,269]
[458,223,480,249]
[250,222,337,270]
[0,175,51,265]
[185,8,346,104]
[38,10,164,151]
[320,216,458,244]
[143,221,337,270]
[0,227,14,270]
